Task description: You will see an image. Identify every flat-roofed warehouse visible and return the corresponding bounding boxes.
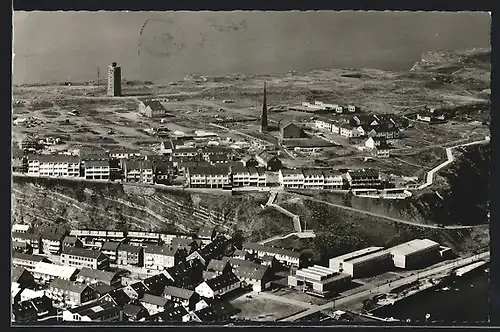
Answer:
[329,246,392,278]
[288,265,351,298]
[388,239,440,269]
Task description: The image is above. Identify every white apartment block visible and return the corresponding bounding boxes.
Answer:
[27,155,80,178]
[322,171,344,189]
[302,170,325,189]
[279,169,305,188]
[84,161,110,180]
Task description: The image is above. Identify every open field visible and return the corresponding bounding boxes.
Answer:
[231,295,304,322]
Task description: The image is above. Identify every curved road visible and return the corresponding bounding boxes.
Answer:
[280,251,490,322]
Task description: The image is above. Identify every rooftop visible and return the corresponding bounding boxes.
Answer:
[330,247,385,263]
[141,293,170,307]
[101,241,121,252]
[84,160,110,168]
[65,299,120,319]
[389,239,440,256]
[197,226,216,239]
[141,100,166,111]
[13,252,50,263]
[62,246,103,259]
[119,243,143,254]
[49,278,91,294]
[33,262,77,279]
[77,267,118,284]
[204,272,240,291]
[27,154,80,164]
[163,285,195,300]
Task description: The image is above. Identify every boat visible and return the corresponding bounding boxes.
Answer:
[441,287,451,291]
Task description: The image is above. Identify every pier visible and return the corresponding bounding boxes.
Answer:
[454,260,487,277]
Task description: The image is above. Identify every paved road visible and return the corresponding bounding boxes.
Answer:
[280,252,490,322]
[418,137,490,190]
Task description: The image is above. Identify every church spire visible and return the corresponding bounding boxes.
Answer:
[261,82,268,132]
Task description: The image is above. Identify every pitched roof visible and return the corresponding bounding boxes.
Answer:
[124,160,153,170]
[280,168,304,176]
[123,303,149,319]
[143,244,178,256]
[27,154,80,164]
[91,282,113,295]
[13,252,50,263]
[302,169,324,177]
[49,278,92,294]
[142,274,170,295]
[118,243,143,254]
[242,243,303,258]
[12,232,40,241]
[33,262,77,279]
[85,160,110,167]
[206,259,229,272]
[232,250,247,258]
[141,100,166,111]
[62,236,80,245]
[62,246,103,259]
[347,168,379,179]
[12,266,30,283]
[257,150,277,163]
[163,286,195,300]
[232,263,270,281]
[101,241,121,251]
[141,294,170,307]
[150,306,189,322]
[77,267,118,284]
[105,288,131,306]
[204,272,240,291]
[171,237,197,250]
[65,299,120,320]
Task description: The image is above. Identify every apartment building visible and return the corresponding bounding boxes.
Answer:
[322,170,344,190]
[232,263,272,292]
[278,169,305,189]
[60,247,110,270]
[339,125,363,138]
[12,233,42,255]
[345,169,381,189]
[100,242,121,263]
[75,267,122,287]
[123,160,154,184]
[46,278,98,308]
[27,154,80,178]
[84,160,110,180]
[302,169,325,189]
[242,243,304,268]
[186,166,232,189]
[143,244,186,271]
[12,252,51,271]
[32,262,78,283]
[117,244,144,267]
[39,227,68,255]
[109,149,142,160]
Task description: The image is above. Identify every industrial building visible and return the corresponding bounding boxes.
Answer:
[329,247,392,278]
[287,265,351,297]
[388,239,441,269]
[107,62,121,97]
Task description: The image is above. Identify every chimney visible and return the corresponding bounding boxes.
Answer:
[260,82,268,133]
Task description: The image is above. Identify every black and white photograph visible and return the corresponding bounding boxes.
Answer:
[11,11,491,325]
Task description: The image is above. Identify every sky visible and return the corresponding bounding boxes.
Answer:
[13,11,491,85]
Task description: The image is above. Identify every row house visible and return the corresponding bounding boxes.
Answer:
[206,258,233,277]
[163,286,199,311]
[148,306,191,323]
[61,299,122,322]
[45,278,98,308]
[315,118,334,131]
[117,244,144,267]
[108,149,142,160]
[172,147,199,158]
[302,169,325,189]
[255,151,282,171]
[322,171,344,190]
[75,267,122,287]
[278,168,305,189]
[70,230,125,249]
[123,160,154,184]
[143,244,187,271]
[177,160,210,176]
[27,154,80,178]
[366,125,401,140]
[186,166,232,189]
[208,153,230,165]
[190,302,239,323]
[84,160,110,180]
[201,147,233,160]
[242,243,304,268]
[194,272,241,299]
[140,294,172,315]
[339,125,363,138]
[12,232,42,255]
[345,169,382,189]
[60,247,110,270]
[12,252,51,271]
[186,236,228,266]
[123,281,150,301]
